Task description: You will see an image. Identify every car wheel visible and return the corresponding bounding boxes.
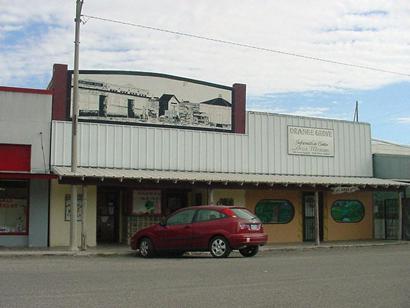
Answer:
[209,236,231,258]
[139,237,155,258]
[239,245,259,257]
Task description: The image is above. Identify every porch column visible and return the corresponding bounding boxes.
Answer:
[314,191,320,246]
[208,189,214,204]
[398,191,403,240]
[81,185,88,250]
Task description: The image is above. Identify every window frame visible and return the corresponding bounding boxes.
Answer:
[331,200,365,224]
[0,180,30,236]
[254,199,295,224]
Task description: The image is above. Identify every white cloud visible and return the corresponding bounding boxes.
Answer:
[397,117,410,124]
[289,107,330,118]
[1,0,410,95]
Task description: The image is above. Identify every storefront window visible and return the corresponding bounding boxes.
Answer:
[0,180,29,234]
[331,200,364,223]
[255,200,294,224]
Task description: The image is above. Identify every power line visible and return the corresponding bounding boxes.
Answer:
[82,14,410,78]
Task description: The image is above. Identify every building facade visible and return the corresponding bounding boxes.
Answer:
[372,140,410,240]
[46,64,406,247]
[0,87,53,247]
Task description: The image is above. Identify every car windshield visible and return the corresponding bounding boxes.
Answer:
[231,208,260,222]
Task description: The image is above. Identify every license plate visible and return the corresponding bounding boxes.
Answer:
[250,224,260,231]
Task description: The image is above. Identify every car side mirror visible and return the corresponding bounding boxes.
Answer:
[159,218,166,227]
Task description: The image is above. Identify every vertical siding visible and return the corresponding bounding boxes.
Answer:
[51,112,373,177]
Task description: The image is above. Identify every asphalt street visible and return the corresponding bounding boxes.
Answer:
[0,245,409,308]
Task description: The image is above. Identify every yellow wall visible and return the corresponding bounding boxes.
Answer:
[324,191,373,241]
[49,180,97,247]
[245,189,303,244]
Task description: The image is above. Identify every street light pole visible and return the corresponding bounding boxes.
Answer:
[70,0,84,251]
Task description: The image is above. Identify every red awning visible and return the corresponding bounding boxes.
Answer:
[0,172,57,180]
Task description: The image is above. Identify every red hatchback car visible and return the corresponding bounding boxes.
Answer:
[130,205,268,258]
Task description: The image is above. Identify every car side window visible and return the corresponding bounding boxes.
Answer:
[195,210,226,223]
[167,209,196,226]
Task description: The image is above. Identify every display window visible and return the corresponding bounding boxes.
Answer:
[255,199,294,224]
[0,180,29,235]
[331,200,364,223]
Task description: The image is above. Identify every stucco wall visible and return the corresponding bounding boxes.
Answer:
[49,180,97,247]
[245,189,302,243]
[324,191,373,241]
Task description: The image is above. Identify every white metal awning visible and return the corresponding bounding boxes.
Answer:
[52,166,408,188]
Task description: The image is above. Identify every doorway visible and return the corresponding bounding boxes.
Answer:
[162,191,188,216]
[302,192,324,242]
[97,190,120,243]
[404,198,410,240]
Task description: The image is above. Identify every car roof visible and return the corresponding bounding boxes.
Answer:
[180,205,245,211]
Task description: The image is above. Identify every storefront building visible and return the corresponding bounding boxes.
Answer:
[0,86,53,247]
[46,64,406,247]
[372,140,410,240]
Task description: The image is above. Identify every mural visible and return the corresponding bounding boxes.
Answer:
[70,72,233,130]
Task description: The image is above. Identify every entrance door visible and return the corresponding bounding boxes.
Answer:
[303,193,324,242]
[97,191,120,243]
[404,199,410,240]
[385,199,399,240]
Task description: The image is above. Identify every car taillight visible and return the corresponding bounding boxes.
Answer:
[221,208,237,217]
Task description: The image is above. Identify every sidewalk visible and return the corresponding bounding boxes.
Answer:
[0,240,408,257]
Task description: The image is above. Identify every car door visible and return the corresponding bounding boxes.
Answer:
[156,209,196,250]
[191,209,227,249]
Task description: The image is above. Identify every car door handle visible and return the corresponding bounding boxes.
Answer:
[184,225,191,229]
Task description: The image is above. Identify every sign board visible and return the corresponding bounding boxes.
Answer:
[132,190,161,215]
[70,72,233,131]
[64,194,83,221]
[331,186,359,194]
[288,126,334,157]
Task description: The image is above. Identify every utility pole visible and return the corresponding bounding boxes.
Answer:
[70,0,84,251]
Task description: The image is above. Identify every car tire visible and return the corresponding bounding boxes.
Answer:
[209,236,231,258]
[139,237,155,258]
[239,245,259,257]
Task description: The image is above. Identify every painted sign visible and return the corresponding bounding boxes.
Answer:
[70,72,233,130]
[64,194,83,221]
[132,190,161,215]
[331,186,359,194]
[288,126,334,157]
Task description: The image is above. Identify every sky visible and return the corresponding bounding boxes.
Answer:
[1,0,409,144]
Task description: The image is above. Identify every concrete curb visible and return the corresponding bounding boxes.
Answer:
[0,241,407,258]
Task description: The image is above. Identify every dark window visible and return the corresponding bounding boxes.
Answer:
[255,200,294,224]
[167,209,196,225]
[0,180,29,235]
[331,200,364,223]
[217,198,234,206]
[195,210,225,222]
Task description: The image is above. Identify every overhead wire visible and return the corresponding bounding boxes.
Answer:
[82,14,410,78]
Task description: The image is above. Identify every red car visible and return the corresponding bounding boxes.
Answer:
[130,205,268,258]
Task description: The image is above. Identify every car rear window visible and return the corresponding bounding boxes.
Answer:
[231,208,259,221]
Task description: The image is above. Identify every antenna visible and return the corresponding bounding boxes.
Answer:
[353,101,359,122]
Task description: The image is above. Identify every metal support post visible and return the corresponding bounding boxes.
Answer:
[314,191,320,246]
[208,189,214,204]
[398,191,403,240]
[81,185,88,250]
